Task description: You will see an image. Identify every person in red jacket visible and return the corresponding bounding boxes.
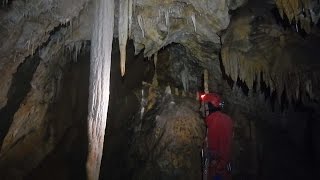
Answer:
[201,93,233,180]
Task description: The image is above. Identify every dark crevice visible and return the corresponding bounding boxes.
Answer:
[0,55,41,149]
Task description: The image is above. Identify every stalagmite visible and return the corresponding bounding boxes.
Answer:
[86,0,114,179]
[191,13,196,32]
[165,86,172,94]
[119,0,129,76]
[140,89,146,119]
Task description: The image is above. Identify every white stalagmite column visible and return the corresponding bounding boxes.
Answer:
[119,0,129,76]
[86,0,114,179]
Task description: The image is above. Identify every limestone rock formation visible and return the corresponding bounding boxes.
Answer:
[131,0,246,60]
[221,2,320,103]
[128,85,205,180]
[275,0,320,32]
[0,0,320,179]
[0,45,90,179]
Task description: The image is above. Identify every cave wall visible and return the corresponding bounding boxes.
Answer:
[0,43,90,179]
[25,47,90,180]
[0,0,320,180]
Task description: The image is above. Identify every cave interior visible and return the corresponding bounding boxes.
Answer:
[0,0,320,180]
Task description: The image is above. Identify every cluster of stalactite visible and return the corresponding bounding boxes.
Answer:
[275,0,320,33]
[221,12,320,104]
[222,47,320,103]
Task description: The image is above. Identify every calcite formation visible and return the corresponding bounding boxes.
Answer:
[0,0,320,179]
[86,0,114,179]
[221,5,320,103]
[131,0,242,60]
[275,0,320,33]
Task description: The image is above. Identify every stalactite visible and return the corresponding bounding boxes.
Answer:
[119,0,129,77]
[133,0,136,14]
[165,10,170,30]
[2,0,8,6]
[191,13,196,32]
[204,69,209,93]
[152,52,158,86]
[137,15,145,38]
[67,41,86,62]
[154,52,158,69]
[86,0,114,179]
[128,0,133,38]
[275,0,314,32]
[181,66,189,92]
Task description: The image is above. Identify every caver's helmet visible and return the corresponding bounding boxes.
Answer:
[200,93,224,108]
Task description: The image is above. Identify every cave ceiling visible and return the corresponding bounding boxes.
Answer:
[0,0,320,105]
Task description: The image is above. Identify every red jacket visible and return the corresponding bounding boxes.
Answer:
[206,111,233,163]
